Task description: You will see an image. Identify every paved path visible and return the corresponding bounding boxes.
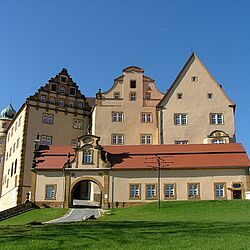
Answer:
[45,208,102,224]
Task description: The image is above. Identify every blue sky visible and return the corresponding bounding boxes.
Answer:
[0,1,250,154]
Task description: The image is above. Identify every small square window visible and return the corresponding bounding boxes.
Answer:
[42,113,54,125]
[59,99,65,107]
[130,92,136,101]
[177,93,183,99]
[60,86,66,94]
[83,151,93,164]
[73,119,84,130]
[191,76,198,82]
[49,97,56,104]
[60,76,67,83]
[140,134,152,144]
[51,84,57,92]
[69,87,76,96]
[130,80,136,88]
[112,112,123,122]
[208,93,213,99]
[68,101,74,108]
[174,113,187,125]
[114,92,120,99]
[78,102,83,109]
[111,134,124,144]
[145,92,151,99]
[40,135,52,146]
[40,95,47,102]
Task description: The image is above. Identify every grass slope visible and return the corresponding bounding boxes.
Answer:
[0,200,250,249]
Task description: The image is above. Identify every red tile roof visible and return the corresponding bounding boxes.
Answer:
[35,143,250,170]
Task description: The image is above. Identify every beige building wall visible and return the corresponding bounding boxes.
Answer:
[0,106,26,211]
[158,54,235,144]
[110,168,246,202]
[92,66,164,145]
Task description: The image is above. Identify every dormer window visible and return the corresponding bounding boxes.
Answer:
[83,151,93,164]
[60,76,67,83]
[130,80,136,88]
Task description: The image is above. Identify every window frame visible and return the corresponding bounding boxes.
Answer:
[214,182,227,200]
[187,183,200,200]
[141,113,153,123]
[42,113,54,125]
[145,183,157,200]
[129,92,136,101]
[129,183,141,200]
[40,135,53,146]
[130,80,136,88]
[164,183,176,200]
[73,119,84,130]
[45,184,57,200]
[112,112,124,122]
[140,134,152,144]
[210,113,224,125]
[174,113,187,125]
[83,150,93,164]
[111,133,124,145]
[114,92,120,99]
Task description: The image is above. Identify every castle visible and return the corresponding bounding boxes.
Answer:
[0,53,249,210]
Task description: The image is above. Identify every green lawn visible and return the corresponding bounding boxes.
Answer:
[1,200,250,249]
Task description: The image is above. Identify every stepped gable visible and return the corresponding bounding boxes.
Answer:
[26,68,91,110]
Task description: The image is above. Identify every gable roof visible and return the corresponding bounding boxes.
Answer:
[34,143,249,170]
[157,53,235,107]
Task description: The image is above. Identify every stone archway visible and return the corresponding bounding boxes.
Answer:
[70,177,105,208]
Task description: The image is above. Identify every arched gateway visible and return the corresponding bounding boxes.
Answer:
[70,177,105,208]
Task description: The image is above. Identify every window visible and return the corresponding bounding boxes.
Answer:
[73,119,84,130]
[40,135,52,146]
[45,185,56,199]
[17,138,20,149]
[59,99,65,107]
[18,116,22,127]
[191,76,198,82]
[146,184,157,199]
[60,76,67,83]
[145,92,151,99]
[140,134,152,144]
[114,92,120,99]
[210,113,223,124]
[14,159,17,174]
[42,113,54,125]
[214,183,226,199]
[6,152,8,161]
[78,102,83,109]
[11,127,13,136]
[164,184,176,199]
[177,93,183,99]
[0,137,5,145]
[69,87,76,96]
[51,83,57,92]
[0,155,3,164]
[9,147,12,157]
[40,94,47,102]
[68,101,74,108]
[174,113,187,125]
[175,140,188,145]
[129,184,140,199]
[11,163,14,177]
[15,122,18,131]
[188,183,200,199]
[130,80,136,88]
[13,143,16,153]
[130,92,136,101]
[208,93,213,99]
[49,97,56,104]
[141,113,152,123]
[112,112,123,122]
[60,86,66,94]
[111,134,124,144]
[2,122,7,129]
[83,151,92,164]
[212,139,225,144]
